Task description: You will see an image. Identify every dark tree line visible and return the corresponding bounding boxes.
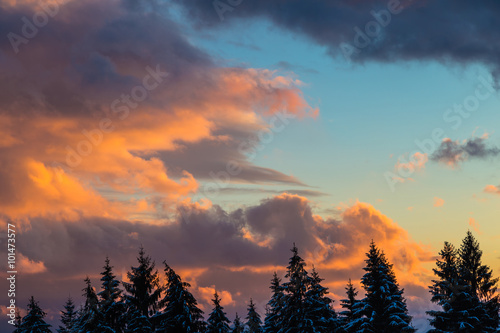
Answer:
[427,231,499,332]
[13,232,499,332]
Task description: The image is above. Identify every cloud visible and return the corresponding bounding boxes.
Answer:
[0,305,25,318]
[433,197,444,207]
[3,194,435,331]
[0,0,318,222]
[227,40,261,51]
[158,133,308,188]
[198,286,236,309]
[275,61,319,75]
[18,253,47,274]
[469,217,481,234]
[216,187,329,197]
[395,152,428,173]
[174,0,500,78]
[431,136,500,168]
[0,1,438,331]
[484,184,500,195]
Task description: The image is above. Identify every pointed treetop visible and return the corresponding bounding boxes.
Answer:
[213,291,221,305]
[57,297,77,333]
[19,296,52,333]
[207,290,231,333]
[232,312,244,333]
[246,298,263,332]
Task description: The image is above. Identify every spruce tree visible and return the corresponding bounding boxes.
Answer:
[303,267,339,332]
[245,298,263,333]
[123,247,163,321]
[57,297,77,333]
[263,272,285,333]
[98,257,126,333]
[279,243,310,333]
[206,291,231,333]
[427,241,463,332]
[459,231,499,330]
[427,242,484,332]
[125,308,153,333]
[428,234,500,332]
[73,276,112,333]
[18,296,52,333]
[12,308,22,333]
[232,313,244,333]
[339,278,359,331]
[348,241,414,333]
[155,262,205,332]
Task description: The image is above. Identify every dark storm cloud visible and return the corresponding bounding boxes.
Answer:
[0,0,211,116]
[431,136,500,167]
[175,0,500,76]
[159,136,306,186]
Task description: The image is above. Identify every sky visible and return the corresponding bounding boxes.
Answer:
[1,0,500,331]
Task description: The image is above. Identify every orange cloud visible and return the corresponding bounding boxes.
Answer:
[0,66,316,222]
[395,152,428,173]
[1,0,67,6]
[198,286,235,309]
[484,185,500,195]
[0,305,24,318]
[304,201,435,289]
[18,253,47,274]
[0,0,319,225]
[0,157,125,221]
[237,195,435,291]
[469,217,481,234]
[346,203,433,271]
[433,197,445,207]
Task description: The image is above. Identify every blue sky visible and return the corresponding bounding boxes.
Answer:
[181,14,500,255]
